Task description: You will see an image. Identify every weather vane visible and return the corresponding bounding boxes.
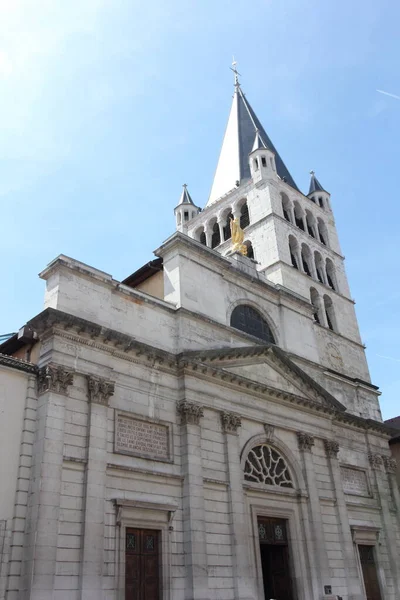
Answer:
[230,56,241,86]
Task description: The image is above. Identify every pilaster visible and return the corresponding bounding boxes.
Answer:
[368,451,400,594]
[80,375,115,600]
[177,400,208,600]
[5,375,37,600]
[26,364,74,600]
[323,440,363,600]
[297,432,330,600]
[221,412,255,600]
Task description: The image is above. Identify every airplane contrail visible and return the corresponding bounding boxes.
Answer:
[376,354,400,362]
[376,89,400,100]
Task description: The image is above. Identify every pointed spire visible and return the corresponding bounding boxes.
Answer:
[251,129,267,152]
[178,183,195,206]
[308,171,326,195]
[207,72,298,206]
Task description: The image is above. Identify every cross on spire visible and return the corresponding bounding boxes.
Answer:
[230,57,241,87]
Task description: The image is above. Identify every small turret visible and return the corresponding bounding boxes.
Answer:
[174,184,200,232]
[249,130,277,184]
[308,171,330,210]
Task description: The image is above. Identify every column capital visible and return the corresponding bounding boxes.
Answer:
[38,363,74,396]
[87,375,115,406]
[383,456,397,474]
[297,431,314,453]
[324,439,339,459]
[368,452,384,470]
[177,400,204,425]
[221,411,241,434]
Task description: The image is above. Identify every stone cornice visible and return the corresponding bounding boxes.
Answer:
[39,255,175,313]
[0,353,37,375]
[154,232,311,310]
[180,344,345,412]
[28,308,177,369]
[334,412,395,437]
[180,358,336,416]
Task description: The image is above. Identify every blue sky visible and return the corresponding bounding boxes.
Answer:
[1,0,399,419]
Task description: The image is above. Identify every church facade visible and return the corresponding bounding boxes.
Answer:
[0,70,399,600]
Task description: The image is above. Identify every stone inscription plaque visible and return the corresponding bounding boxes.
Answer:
[115,413,171,462]
[341,466,369,496]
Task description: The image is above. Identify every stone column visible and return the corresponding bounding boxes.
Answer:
[27,364,74,600]
[297,432,330,600]
[204,226,212,248]
[177,400,208,600]
[218,220,225,244]
[324,440,363,600]
[221,412,255,600]
[80,375,115,600]
[5,375,37,600]
[368,453,400,592]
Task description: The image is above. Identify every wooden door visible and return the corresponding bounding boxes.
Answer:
[359,545,382,600]
[126,529,160,600]
[260,544,294,600]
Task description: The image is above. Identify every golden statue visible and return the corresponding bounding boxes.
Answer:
[230,217,247,256]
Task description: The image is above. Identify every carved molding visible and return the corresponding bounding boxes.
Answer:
[383,456,397,474]
[221,411,242,434]
[87,375,115,406]
[264,423,274,441]
[297,432,315,453]
[324,439,340,459]
[177,400,204,425]
[38,364,74,395]
[368,453,384,470]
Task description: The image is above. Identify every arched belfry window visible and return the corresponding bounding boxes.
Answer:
[230,305,275,344]
[239,202,250,229]
[244,444,293,488]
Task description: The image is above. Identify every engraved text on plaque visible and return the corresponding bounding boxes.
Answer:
[341,466,369,496]
[115,412,171,462]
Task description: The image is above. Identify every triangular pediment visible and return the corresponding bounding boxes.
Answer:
[181,345,345,412]
[224,361,311,400]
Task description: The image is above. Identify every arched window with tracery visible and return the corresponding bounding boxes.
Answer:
[231,305,275,344]
[210,220,220,249]
[325,258,337,291]
[281,193,292,223]
[239,202,250,229]
[244,444,293,488]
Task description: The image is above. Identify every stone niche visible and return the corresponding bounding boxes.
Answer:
[114,411,173,463]
[340,465,370,497]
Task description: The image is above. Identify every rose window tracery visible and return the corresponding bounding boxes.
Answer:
[244,444,293,488]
